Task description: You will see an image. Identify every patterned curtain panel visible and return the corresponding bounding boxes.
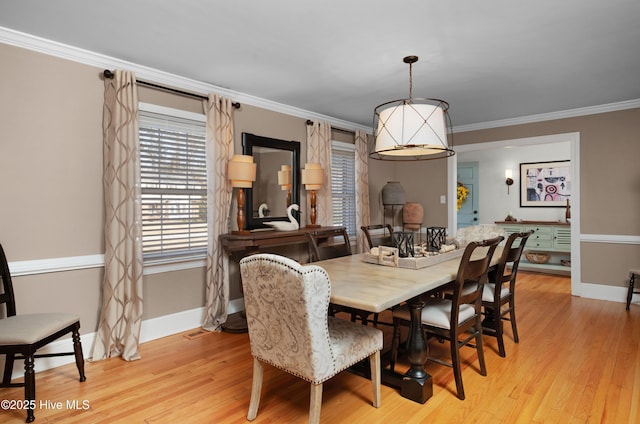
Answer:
[306,121,333,226]
[355,130,371,253]
[202,95,235,331]
[90,70,144,362]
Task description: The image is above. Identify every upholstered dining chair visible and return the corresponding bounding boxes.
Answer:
[481,230,533,357]
[0,243,86,423]
[390,236,503,400]
[360,224,394,250]
[239,253,382,424]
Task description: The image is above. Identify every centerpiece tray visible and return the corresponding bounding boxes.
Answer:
[363,247,463,269]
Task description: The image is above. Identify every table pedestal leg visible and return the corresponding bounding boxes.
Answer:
[400,295,433,403]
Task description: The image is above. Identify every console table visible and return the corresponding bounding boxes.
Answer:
[220,226,346,256]
[220,226,347,332]
[495,220,571,274]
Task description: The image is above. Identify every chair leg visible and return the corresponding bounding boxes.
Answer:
[24,354,35,423]
[496,310,506,358]
[247,358,263,421]
[309,383,323,424]
[390,318,401,372]
[72,327,87,382]
[509,300,520,344]
[369,350,381,408]
[450,336,465,400]
[627,273,635,310]
[475,324,487,377]
[2,353,15,385]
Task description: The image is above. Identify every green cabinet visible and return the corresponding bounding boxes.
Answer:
[496,221,571,274]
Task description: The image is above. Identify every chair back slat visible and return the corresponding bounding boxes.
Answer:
[450,237,503,326]
[307,228,351,262]
[360,224,394,250]
[494,231,534,291]
[0,243,17,317]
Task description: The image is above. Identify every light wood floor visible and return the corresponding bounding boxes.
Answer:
[2,272,639,423]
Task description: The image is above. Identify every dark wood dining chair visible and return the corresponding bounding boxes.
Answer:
[360,224,394,250]
[481,230,533,357]
[390,236,503,400]
[0,243,86,423]
[240,253,382,423]
[307,227,352,262]
[627,269,640,310]
[307,229,380,325]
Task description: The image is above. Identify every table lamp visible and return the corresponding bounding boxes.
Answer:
[301,162,323,228]
[228,154,256,234]
[277,164,292,207]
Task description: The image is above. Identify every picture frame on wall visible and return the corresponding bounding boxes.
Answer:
[520,160,571,207]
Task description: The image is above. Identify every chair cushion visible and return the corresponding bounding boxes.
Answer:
[327,316,383,377]
[0,313,79,345]
[393,300,475,330]
[481,283,510,302]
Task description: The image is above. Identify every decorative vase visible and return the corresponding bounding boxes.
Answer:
[382,181,405,205]
[402,202,424,230]
[565,199,571,222]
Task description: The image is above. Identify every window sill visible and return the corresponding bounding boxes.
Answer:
[144,255,207,275]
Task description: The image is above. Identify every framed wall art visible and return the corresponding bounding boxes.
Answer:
[520,160,571,207]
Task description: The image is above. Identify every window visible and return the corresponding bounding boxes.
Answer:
[331,141,356,237]
[138,103,207,262]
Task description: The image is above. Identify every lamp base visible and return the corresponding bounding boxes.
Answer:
[305,224,321,229]
[232,230,251,235]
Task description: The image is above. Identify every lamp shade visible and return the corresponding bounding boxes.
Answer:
[277,164,292,189]
[301,163,323,190]
[228,154,256,188]
[373,99,449,159]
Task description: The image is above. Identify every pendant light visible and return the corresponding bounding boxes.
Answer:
[371,55,455,161]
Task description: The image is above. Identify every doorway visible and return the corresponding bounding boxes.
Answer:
[447,132,581,296]
[457,162,479,229]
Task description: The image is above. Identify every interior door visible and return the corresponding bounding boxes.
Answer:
[457,162,479,229]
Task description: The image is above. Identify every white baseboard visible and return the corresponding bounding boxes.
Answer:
[6,298,245,380]
[578,282,632,304]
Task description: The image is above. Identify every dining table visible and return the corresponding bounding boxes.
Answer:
[314,249,501,404]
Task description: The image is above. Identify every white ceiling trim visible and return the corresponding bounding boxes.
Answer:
[2,26,638,135]
[0,26,370,133]
[453,99,640,133]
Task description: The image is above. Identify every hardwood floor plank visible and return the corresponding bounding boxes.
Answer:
[2,271,640,423]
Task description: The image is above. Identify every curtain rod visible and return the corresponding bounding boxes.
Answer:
[102,69,240,109]
[306,119,354,135]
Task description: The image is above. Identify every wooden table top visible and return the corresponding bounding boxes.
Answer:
[315,248,502,313]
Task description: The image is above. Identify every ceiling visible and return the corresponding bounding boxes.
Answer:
[1,0,639,129]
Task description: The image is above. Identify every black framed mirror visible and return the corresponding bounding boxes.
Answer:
[242,133,301,229]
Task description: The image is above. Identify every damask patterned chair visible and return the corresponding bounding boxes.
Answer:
[0,243,86,422]
[239,253,382,424]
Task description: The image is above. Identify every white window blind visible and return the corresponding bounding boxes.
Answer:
[331,141,356,237]
[138,105,207,261]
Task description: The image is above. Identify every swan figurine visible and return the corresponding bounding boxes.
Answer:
[264,204,299,231]
[258,203,270,218]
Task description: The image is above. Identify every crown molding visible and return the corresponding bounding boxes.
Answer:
[452,99,640,133]
[2,26,637,135]
[0,26,370,133]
